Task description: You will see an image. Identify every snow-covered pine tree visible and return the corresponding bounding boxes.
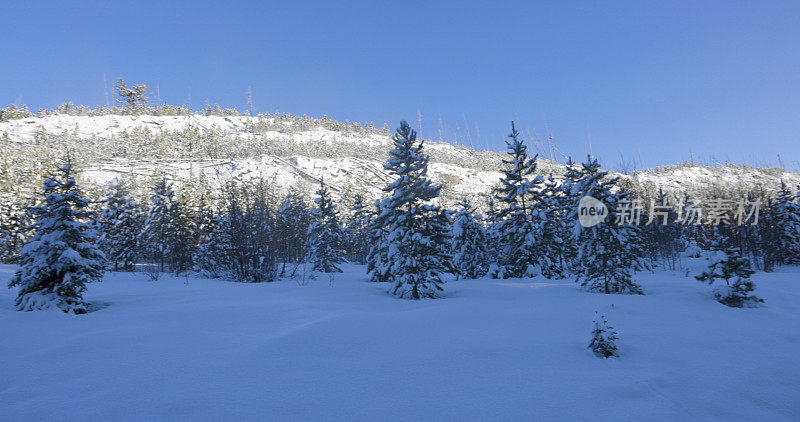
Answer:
[641,188,684,270]
[558,157,583,273]
[141,177,191,273]
[274,190,311,276]
[0,201,29,263]
[588,313,619,358]
[492,122,546,279]
[450,197,489,279]
[97,180,143,271]
[772,181,800,265]
[8,158,105,314]
[306,180,345,273]
[483,197,502,274]
[367,200,392,283]
[536,174,568,279]
[193,210,232,279]
[373,120,450,298]
[696,230,763,308]
[571,156,646,294]
[344,194,372,265]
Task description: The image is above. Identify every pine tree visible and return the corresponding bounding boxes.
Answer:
[772,181,800,265]
[274,190,311,276]
[450,198,489,279]
[572,157,646,294]
[344,194,372,265]
[8,158,105,314]
[588,313,619,358]
[641,188,684,270]
[367,200,392,283]
[492,122,546,279]
[373,120,450,299]
[696,232,763,308]
[97,180,142,271]
[194,211,232,279]
[0,201,29,263]
[306,181,345,273]
[115,78,148,111]
[483,197,502,274]
[141,178,191,273]
[535,174,567,278]
[558,157,584,273]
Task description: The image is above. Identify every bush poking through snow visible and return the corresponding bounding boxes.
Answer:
[589,313,619,358]
[696,235,763,308]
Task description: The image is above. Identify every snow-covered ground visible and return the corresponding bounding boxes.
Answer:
[1,262,799,421]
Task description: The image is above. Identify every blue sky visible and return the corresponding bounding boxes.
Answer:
[2,1,799,170]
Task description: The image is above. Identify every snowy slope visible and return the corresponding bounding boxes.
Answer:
[1,114,798,204]
[1,263,799,421]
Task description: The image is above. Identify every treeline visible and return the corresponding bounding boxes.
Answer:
[3,121,800,312]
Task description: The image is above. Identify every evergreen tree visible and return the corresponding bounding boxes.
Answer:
[115,78,148,110]
[194,211,232,279]
[97,180,143,271]
[8,158,105,314]
[771,181,800,265]
[344,194,372,265]
[0,201,29,263]
[367,200,392,282]
[274,190,311,276]
[696,232,763,308]
[450,198,489,279]
[306,181,345,273]
[141,178,191,273]
[372,121,450,299]
[641,188,684,270]
[588,313,619,358]
[483,197,502,274]
[558,157,584,273]
[536,174,568,279]
[492,122,546,279]
[571,156,646,294]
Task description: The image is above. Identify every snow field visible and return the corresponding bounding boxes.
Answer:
[1,263,799,421]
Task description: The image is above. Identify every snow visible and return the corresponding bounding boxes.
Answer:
[1,262,799,420]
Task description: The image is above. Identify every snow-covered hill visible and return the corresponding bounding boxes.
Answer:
[1,113,797,204]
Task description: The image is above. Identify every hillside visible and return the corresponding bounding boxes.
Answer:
[1,111,798,205]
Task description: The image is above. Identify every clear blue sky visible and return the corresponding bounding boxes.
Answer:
[3,1,799,170]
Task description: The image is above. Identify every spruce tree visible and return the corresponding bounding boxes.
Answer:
[344,194,373,265]
[772,181,800,265]
[571,157,646,294]
[8,158,105,314]
[558,158,584,273]
[0,201,28,263]
[641,188,684,270]
[141,178,191,273]
[274,190,311,276]
[306,181,345,273]
[194,211,232,279]
[588,313,619,358]
[373,121,450,299]
[696,232,763,308]
[367,200,392,282]
[97,180,142,271]
[450,198,489,279]
[492,122,546,279]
